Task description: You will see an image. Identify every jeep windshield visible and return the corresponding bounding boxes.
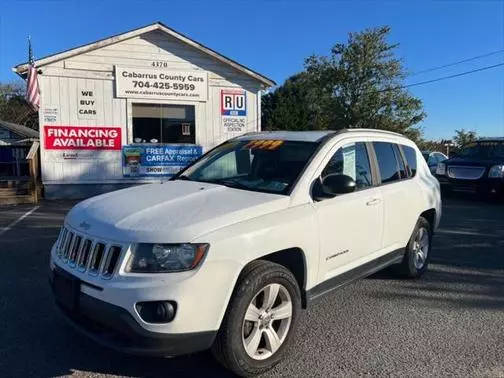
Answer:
[456,141,504,159]
[175,140,319,194]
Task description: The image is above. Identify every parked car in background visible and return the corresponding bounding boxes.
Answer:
[422,151,448,175]
[49,129,441,376]
[436,138,504,198]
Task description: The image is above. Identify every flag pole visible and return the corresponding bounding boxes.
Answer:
[25,35,40,112]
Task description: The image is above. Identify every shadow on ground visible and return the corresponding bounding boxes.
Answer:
[370,192,504,310]
[0,193,503,377]
[0,201,232,377]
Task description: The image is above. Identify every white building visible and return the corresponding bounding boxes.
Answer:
[13,22,275,199]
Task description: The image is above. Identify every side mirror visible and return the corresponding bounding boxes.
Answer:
[321,174,356,196]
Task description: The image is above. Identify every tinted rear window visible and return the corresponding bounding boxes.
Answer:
[393,144,408,179]
[402,145,417,177]
[373,142,400,184]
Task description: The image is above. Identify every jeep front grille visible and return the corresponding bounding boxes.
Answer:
[55,226,123,278]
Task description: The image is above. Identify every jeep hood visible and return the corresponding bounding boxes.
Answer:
[66,181,290,243]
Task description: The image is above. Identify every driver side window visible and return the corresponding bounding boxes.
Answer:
[321,142,373,190]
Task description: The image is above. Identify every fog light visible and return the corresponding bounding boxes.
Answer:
[136,301,177,323]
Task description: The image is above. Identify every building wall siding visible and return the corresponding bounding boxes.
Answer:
[38,30,262,184]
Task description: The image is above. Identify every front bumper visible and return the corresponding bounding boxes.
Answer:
[49,267,216,356]
[49,228,241,335]
[437,176,504,196]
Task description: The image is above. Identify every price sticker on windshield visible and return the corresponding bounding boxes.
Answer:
[244,140,284,150]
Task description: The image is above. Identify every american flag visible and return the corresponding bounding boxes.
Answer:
[25,37,40,111]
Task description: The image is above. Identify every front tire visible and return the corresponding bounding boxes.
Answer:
[212,260,301,376]
[399,216,432,278]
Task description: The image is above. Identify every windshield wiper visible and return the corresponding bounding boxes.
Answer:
[212,179,251,190]
[175,175,193,181]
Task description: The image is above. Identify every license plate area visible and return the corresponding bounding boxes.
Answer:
[53,268,80,311]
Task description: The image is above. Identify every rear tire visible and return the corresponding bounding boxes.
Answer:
[399,216,432,278]
[212,260,301,377]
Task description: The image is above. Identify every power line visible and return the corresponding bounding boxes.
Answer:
[241,61,504,131]
[380,62,504,92]
[410,49,504,76]
[251,62,504,128]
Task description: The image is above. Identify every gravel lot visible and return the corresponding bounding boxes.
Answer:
[1,195,503,377]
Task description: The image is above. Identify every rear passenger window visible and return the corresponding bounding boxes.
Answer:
[372,142,400,184]
[322,142,373,190]
[401,145,417,177]
[393,144,408,179]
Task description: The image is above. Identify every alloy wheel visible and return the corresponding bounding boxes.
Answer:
[412,227,429,269]
[242,283,293,360]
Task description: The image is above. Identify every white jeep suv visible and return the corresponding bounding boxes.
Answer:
[49,129,441,376]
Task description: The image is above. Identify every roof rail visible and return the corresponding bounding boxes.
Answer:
[237,128,406,143]
[340,128,405,137]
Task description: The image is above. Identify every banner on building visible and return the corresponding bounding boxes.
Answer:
[221,89,247,132]
[115,66,208,101]
[44,126,122,150]
[122,144,202,177]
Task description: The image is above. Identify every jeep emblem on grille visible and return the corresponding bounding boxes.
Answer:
[79,221,91,230]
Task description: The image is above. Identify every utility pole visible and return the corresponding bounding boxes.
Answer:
[442,140,454,157]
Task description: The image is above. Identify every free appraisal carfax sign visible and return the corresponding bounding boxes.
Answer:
[44,126,122,150]
[122,144,202,177]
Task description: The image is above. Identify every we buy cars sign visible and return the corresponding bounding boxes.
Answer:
[44,126,121,150]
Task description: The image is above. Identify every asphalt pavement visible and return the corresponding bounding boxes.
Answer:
[0,195,503,377]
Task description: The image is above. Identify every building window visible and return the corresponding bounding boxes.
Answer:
[132,103,195,144]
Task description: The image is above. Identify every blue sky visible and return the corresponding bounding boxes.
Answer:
[1,0,503,140]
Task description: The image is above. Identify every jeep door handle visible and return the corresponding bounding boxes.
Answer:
[366,198,382,206]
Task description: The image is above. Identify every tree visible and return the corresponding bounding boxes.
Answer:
[262,73,316,131]
[0,81,39,130]
[417,139,446,153]
[453,129,477,148]
[262,26,426,141]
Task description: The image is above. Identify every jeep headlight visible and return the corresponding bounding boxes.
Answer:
[436,162,446,175]
[126,243,209,273]
[488,165,504,178]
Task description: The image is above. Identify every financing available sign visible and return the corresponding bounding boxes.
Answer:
[44,126,122,150]
[123,144,202,177]
[115,66,208,101]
